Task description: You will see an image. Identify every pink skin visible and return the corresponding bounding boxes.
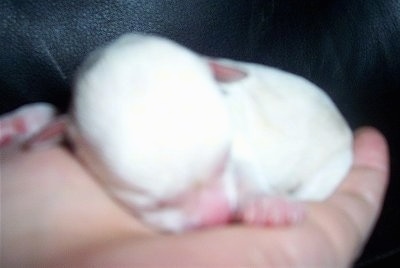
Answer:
[0,116,26,147]
[208,60,247,83]
[144,172,235,229]
[0,61,305,230]
[23,116,69,148]
[0,104,56,148]
[236,197,305,226]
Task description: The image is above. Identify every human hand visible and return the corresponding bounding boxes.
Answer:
[68,127,389,268]
[1,143,153,267]
[1,127,389,267]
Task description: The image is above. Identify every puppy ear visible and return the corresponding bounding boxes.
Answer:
[208,60,247,83]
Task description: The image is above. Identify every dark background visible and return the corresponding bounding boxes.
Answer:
[1,0,399,266]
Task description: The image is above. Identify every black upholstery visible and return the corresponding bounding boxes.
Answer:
[1,0,399,266]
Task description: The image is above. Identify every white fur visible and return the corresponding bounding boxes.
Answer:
[71,33,353,231]
[216,59,353,201]
[73,34,232,209]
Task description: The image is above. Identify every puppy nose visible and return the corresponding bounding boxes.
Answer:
[208,60,247,83]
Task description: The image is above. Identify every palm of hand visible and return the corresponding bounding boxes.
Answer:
[1,128,388,267]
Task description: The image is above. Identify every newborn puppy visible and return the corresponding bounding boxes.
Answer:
[212,59,353,225]
[69,34,234,232]
[0,34,353,232]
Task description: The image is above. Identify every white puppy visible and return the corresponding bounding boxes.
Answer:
[0,34,353,232]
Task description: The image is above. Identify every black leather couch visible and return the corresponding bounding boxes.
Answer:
[1,0,399,266]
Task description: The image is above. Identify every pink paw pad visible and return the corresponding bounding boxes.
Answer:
[237,197,305,226]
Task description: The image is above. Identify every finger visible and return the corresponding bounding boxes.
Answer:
[352,127,389,174]
[327,127,389,247]
[304,127,390,263]
[337,127,389,212]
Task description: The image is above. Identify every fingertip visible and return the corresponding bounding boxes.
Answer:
[353,127,389,175]
[322,127,390,246]
[331,126,390,215]
[331,126,390,224]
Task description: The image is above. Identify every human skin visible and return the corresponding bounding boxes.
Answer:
[0,127,389,267]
